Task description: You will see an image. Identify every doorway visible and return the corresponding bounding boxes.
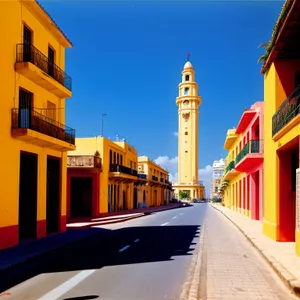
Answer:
[133,187,138,209]
[23,25,32,62]
[123,190,127,210]
[278,144,299,241]
[19,152,38,241]
[46,157,60,235]
[70,177,92,219]
[19,89,32,129]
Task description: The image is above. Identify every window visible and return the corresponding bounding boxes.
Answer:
[109,150,112,165]
[113,152,116,164]
[185,131,188,135]
[185,75,190,81]
[185,150,188,153]
[120,155,123,165]
[184,87,189,95]
[117,153,119,164]
[46,101,56,121]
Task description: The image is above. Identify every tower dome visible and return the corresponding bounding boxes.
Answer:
[184,61,193,69]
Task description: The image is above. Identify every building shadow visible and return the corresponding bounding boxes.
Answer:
[0,225,200,292]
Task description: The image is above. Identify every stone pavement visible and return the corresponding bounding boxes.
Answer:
[197,205,298,300]
[211,203,300,297]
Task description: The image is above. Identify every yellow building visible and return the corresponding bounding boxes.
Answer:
[173,59,203,200]
[67,137,139,219]
[136,156,173,207]
[0,0,74,250]
[260,0,300,255]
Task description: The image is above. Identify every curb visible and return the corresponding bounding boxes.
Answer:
[180,215,206,300]
[211,204,300,297]
[67,213,146,229]
[0,205,179,275]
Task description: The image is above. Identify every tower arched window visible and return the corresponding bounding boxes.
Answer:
[185,74,190,81]
[184,87,189,95]
[185,131,188,135]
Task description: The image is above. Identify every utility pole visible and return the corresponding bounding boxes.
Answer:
[101,113,107,137]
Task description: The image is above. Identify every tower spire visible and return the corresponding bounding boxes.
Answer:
[186,52,190,62]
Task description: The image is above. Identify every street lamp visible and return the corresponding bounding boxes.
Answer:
[101,113,107,137]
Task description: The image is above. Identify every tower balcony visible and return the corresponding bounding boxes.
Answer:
[109,164,137,183]
[235,140,264,172]
[11,108,75,151]
[272,84,300,140]
[15,44,72,98]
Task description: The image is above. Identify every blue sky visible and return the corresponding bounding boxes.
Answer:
[41,0,282,193]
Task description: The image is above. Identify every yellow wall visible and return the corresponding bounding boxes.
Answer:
[263,60,300,240]
[72,137,139,213]
[0,0,72,247]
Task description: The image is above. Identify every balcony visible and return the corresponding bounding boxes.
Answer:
[15,44,72,98]
[272,85,300,140]
[165,179,172,185]
[235,109,256,134]
[224,129,238,150]
[11,108,75,151]
[223,160,239,180]
[235,140,264,172]
[109,164,137,182]
[152,175,158,181]
[67,155,102,171]
[138,174,147,180]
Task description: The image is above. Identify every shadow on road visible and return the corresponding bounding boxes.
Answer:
[0,225,200,292]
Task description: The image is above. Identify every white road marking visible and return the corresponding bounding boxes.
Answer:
[172,216,177,219]
[119,245,131,252]
[134,239,140,243]
[37,270,96,300]
[161,222,169,226]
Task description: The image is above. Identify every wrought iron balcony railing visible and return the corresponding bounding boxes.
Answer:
[137,174,147,180]
[272,84,300,136]
[12,108,75,144]
[109,164,137,176]
[225,160,235,174]
[235,140,263,165]
[16,44,72,92]
[152,175,158,181]
[165,179,171,185]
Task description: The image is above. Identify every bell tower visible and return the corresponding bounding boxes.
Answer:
[173,56,202,200]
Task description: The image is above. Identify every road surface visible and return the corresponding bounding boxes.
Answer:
[0,204,297,300]
[0,204,205,300]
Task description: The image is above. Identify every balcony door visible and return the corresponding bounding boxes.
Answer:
[19,89,33,129]
[23,25,32,62]
[48,47,55,78]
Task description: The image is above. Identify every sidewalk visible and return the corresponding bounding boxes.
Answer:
[67,203,180,229]
[211,203,300,296]
[0,203,179,273]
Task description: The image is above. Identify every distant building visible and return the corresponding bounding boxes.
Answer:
[210,159,225,199]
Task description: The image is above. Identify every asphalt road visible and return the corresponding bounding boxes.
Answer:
[0,204,207,300]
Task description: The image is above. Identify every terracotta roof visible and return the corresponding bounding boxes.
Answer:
[35,0,72,47]
[261,0,295,73]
